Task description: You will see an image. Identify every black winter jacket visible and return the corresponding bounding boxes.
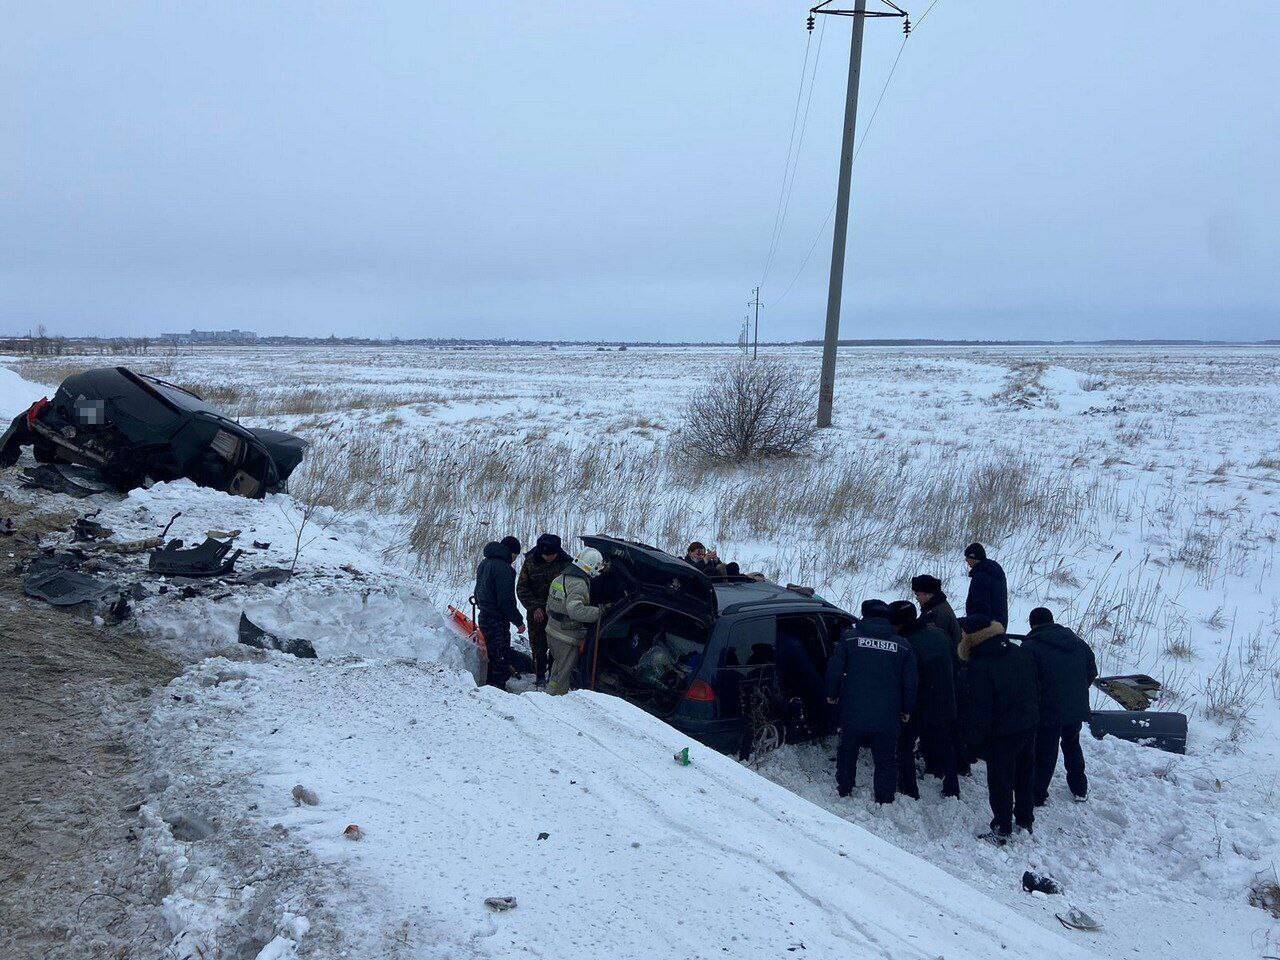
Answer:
[474,541,524,628]
[899,621,956,730]
[966,558,1009,628]
[920,593,962,651]
[964,632,1039,752]
[1022,623,1098,725]
[825,617,918,734]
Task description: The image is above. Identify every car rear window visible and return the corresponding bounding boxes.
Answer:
[720,617,777,668]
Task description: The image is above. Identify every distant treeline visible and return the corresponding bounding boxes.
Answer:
[2,333,1276,350]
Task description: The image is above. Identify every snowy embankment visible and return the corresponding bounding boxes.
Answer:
[67,481,1090,959]
[150,656,1095,960]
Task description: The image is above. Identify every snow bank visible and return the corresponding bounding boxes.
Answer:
[0,363,46,416]
[148,656,1095,960]
[83,480,452,663]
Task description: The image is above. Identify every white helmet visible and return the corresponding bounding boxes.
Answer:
[575,547,605,577]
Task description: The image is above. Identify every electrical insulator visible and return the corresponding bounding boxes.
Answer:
[902,16,911,36]
[807,14,815,31]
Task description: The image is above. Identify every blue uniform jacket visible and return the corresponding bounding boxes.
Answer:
[825,617,918,734]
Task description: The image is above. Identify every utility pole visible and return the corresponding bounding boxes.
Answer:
[810,1,909,428]
[750,286,762,359]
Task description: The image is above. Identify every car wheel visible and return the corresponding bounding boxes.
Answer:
[739,683,786,762]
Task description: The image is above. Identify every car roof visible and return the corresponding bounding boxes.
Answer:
[712,579,842,616]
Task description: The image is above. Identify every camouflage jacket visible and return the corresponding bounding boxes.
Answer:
[516,550,572,611]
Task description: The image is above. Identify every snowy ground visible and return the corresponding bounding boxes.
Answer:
[4,344,1280,958]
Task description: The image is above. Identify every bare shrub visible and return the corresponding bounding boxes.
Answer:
[673,360,815,465]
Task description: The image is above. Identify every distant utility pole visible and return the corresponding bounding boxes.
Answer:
[750,286,762,359]
[811,1,909,428]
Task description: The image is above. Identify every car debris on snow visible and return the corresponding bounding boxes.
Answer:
[149,535,242,577]
[484,897,518,912]
[239,613,317,659]
[20,463,111,498]
[343,824,365,841]
[1055,906,1101,932]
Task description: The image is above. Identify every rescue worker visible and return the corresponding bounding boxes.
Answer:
[959,615,1039,844]
[473,535,525,690]
[545,547,607,696]
[825,600,918,804]
[963,543,1009,629]
[1023,607,1098,805]
[889,601,959,799]
[516,533,572,687]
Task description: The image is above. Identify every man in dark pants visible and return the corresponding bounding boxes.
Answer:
[1023,607,1098,804]
[963,543,1009,629]
[473,536,525,690]
[959,616,1039,843]
[825,600,918,804]
[889,601,959,799]
[516,533,572,687]
[912,574,968,776]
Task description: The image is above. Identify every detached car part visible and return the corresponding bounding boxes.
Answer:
[1,367,307,498]
[238,613,317,659]
[150,536,242,577]
[1088,672,1188,754]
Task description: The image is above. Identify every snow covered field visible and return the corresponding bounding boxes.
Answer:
[5,343,1280,959]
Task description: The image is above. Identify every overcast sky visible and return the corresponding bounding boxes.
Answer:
[4,1,1278,341]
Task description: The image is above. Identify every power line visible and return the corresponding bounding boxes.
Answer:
[758,29,814,286]
[761,16,826,288]
[767,15,915,310]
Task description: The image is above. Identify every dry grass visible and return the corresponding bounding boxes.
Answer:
[1248,870,1280,918]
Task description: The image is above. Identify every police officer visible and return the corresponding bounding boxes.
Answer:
[825,600,918,804]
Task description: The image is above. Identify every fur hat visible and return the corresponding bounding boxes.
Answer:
[911,574,942,595]
[534,533,563,555]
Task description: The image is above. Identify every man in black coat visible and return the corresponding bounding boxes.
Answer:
[889,601,960,799]
[474,536,526,690]
[963,543,1009,629]
[959,615,1039,843]
[825,600,918,804]
[913,574,969,776]
[1023,607,1098,804]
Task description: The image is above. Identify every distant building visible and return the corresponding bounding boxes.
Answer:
[159,328,258,345]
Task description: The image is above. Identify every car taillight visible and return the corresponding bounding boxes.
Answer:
[684,680,715,703]
[27,398,49,425]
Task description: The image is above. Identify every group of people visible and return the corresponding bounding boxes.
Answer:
[826,542,1099,845]
[472,533,609,696]
[475,534,1099,846]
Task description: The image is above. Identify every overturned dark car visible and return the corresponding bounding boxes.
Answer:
[1,367,306,498]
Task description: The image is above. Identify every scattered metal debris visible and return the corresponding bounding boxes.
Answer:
[150,536,242,577]
[484,897,517,912]
[238,613,317,659]
[20,464,110,499]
